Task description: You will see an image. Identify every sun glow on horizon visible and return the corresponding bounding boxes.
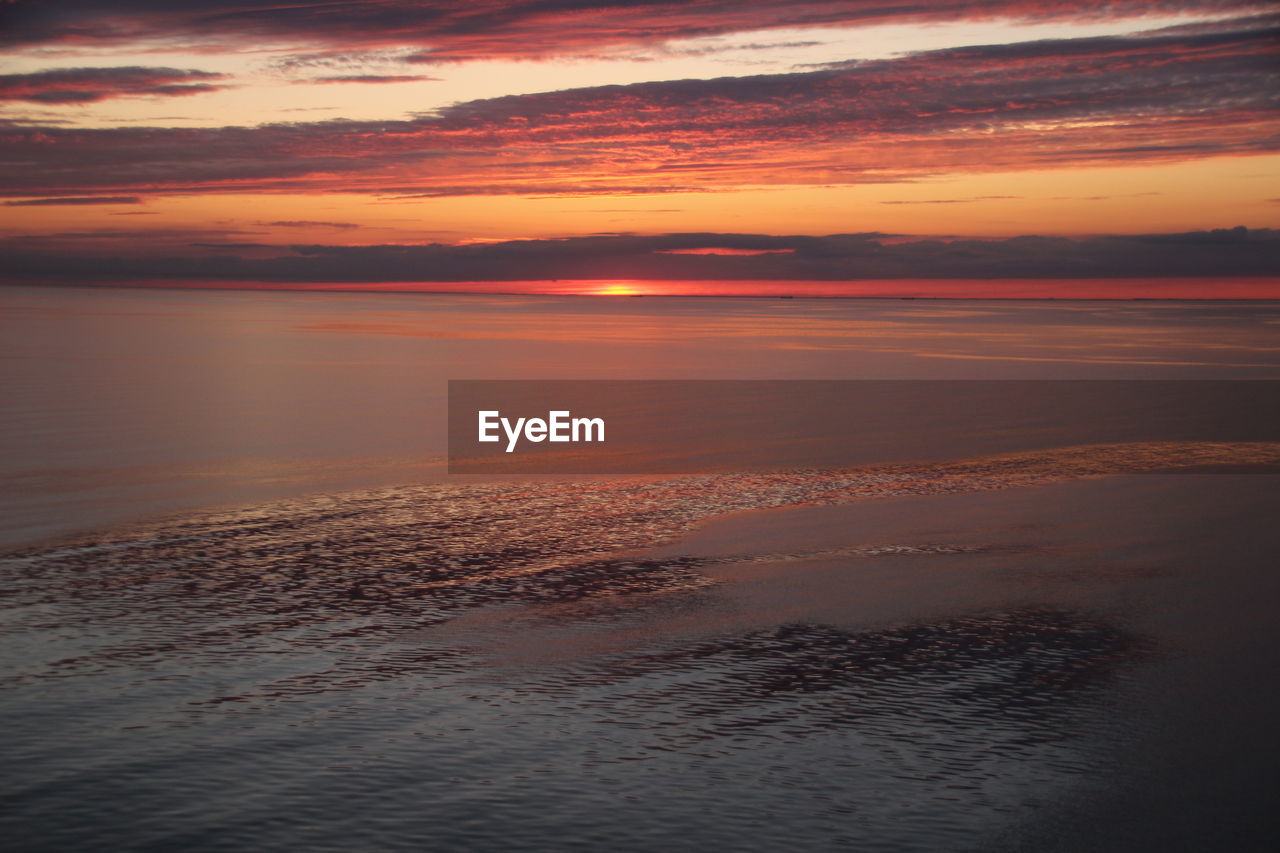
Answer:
[591,283,645,296]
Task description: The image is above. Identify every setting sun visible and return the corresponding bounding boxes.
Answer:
[593,283,642,296]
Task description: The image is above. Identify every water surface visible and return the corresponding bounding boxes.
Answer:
[1,286,1278,850]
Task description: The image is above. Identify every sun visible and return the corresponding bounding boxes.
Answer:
[593,283,641,296]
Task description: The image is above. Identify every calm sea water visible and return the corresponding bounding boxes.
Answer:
[1,285,1278,851]
[3,285,1278,545]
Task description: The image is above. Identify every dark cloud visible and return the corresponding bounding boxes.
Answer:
[268,50,419,73]
[0,67,228,104]
[106,115,205,123]
[0,228,264,250]
[188,242,274,249]
[303,75,440,84]
[881,196,1021,205]
[2,228,1276,284]
[0,115,79,127]
[4,195,142,206]
[262,220,361,229]
[1,23,1275,199]
[0,1,1269,62]
[382,185,709,199]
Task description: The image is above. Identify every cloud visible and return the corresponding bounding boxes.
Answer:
[0,228,268,261]
[0,67,228,104]
[381,185,709,199]
[262,220,361,229]
[0,115,79,127]
[188,242,273,249]
[881,196,1021,205]
[0,1,1271,62]
[1,22,1275,200]
[303,75,440,84]
[4,195,141,206]
[656,247,797,255]
[2,228,1276,284]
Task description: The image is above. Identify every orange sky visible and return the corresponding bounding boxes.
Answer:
[1,1,1277,293]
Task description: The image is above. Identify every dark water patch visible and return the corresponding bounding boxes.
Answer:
[502,608,1149,756]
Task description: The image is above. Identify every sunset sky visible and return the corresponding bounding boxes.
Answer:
[1,0,1277,295]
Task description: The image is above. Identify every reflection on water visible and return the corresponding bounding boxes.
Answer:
[2,442,1271,695]
[1,445,1277,850]
[3,286,1280,544]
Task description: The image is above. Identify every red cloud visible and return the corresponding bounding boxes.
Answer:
[1,24,1275,198]
[0,67,228,104]
[0,1,1271,61]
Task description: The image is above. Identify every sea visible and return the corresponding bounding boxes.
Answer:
[1,284,1277,851]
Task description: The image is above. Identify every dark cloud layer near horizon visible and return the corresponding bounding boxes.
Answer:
[2,228,1275,285]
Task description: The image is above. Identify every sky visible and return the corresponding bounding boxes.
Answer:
[0,0,1278,296]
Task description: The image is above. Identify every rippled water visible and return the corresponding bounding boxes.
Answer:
[2,442,1278,851]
